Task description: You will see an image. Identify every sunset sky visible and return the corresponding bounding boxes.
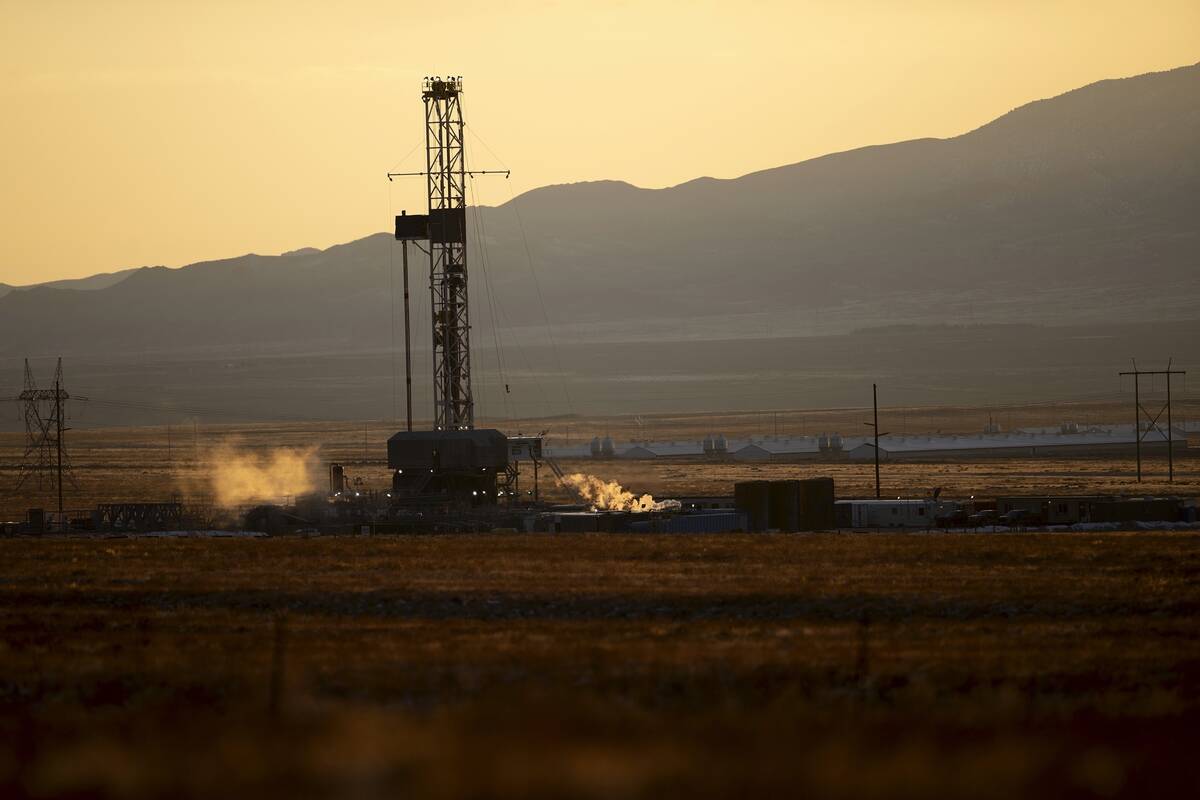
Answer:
[1,0,1197,285]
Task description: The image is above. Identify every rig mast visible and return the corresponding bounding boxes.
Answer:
[423,76,473,431]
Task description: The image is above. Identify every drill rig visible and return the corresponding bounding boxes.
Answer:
[387,76,553,505]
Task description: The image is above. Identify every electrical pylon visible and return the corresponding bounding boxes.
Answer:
[11,358,78,521]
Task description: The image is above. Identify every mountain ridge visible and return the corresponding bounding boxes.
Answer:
[2,62,1197,359]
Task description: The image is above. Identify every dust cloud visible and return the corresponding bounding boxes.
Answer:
[559,473,680,513]
[207,445,320,506]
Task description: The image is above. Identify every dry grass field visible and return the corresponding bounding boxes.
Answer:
[1,399,1197,520]
[2,533,1198,798]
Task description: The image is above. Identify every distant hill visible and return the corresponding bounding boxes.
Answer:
[37,268,143,292]
[471,61,1200,321]
[0,267,140,302]
[0,63,1197,365]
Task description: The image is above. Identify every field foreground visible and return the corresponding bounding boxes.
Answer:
[2,533,1199,798]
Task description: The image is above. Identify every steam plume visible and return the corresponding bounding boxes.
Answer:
[558,473,680,512]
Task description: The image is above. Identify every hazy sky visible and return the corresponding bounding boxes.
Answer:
[1,0,1197,285]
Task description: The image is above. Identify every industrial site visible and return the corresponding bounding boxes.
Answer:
[3,76,1196,537]
[4,407,1198,536]
[3,5,1199,797]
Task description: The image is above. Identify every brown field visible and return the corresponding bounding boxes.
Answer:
[1,399,1198,521]
[2,532,1198,798]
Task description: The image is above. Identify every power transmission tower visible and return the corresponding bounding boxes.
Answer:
[1119,360,1186,483]
[10,358,83,527]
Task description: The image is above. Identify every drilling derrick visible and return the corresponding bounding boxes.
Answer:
[387,76,543,507]
[423,76,473,430]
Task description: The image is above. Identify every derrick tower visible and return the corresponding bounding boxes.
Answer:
[423,76,473,431]
[387,75,525,505]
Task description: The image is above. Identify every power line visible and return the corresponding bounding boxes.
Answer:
[76,396,322,424]
[466,163,512,421]
[466,122,575,417]
[504,180,576,417]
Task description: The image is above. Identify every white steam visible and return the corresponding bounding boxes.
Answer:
[558,473,680,513]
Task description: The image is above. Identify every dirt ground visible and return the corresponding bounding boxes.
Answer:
[1,400,1197,520]
[1,532,1197,798]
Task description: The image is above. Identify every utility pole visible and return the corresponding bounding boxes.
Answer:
[402,237,413,432]
[1133,370,1141,479]
[863,384,889,499]
[55,374,64,529]
[1167,371,1174,482]
[873,385,880,499]
[1119,360,1186,483]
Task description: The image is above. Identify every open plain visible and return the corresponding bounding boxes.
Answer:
[2,532,1198,798]
[3,403,1198,797]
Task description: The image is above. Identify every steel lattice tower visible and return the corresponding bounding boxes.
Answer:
[423,76,473,431]
[13,358,76,507]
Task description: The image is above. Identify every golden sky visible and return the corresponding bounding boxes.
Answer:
[1,0,1197,285]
